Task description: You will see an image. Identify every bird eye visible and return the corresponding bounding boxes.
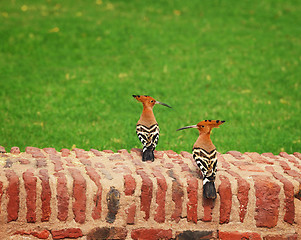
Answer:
[201,125,204,128]
[151,100,154,103]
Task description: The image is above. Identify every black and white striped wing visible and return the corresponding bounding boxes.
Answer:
[192,148,217,184]
[136,124,160,151]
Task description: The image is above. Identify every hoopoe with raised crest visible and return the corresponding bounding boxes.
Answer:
[133,95,171,161]
[177,120,225,199]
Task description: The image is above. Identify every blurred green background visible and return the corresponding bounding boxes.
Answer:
[0,0,300,154]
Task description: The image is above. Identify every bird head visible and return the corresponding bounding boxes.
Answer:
[132,95,172,108]
[177,120,225,134]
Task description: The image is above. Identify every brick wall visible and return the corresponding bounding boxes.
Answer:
[0,146,300,240]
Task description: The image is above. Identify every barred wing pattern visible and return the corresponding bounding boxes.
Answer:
[192,148,217,185]
[136,124,160,152]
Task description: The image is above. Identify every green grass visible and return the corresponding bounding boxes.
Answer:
[0,0,300,154]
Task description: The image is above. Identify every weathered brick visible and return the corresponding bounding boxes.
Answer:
[87,227,127,240]
[118,149,133,159]
[153,170,167,223]
[52,228,83,239]
[124,174,136,196]
[227,150,243,159]
[218,175,232,224]
[137,170,153,220]
[262,152,278,159]
[73,148,90,160]
[106,186,120,223]
[253,175,280,228]
[15,230,50,239]
[43,147,57,154]
[131,228,172,240]
[238,164,264,172]
[293,152,301,160]
[266,166,295,224]
[154,150,164,159]
[5,169,20,222]
[263,233,298,240]
[36,158,47,168]
[49,154,64,172]
[54,172,69,221]
[277,160,291,171]
[202,198,214,222]
[0,145,6,153]
[10,146,20,154]
[245,152,274,165]
[90,148,102,156]
[165,150,182,159]
[86,166,102,220]
[23,169,37,223]
[18,158,30,164]
[284,169,301,182]
[39,169,51,222]
[0,181,3,215]
[226,169,250,222]
[60,148,70,157]
[168,170,184,223]
[68,168,86,223]
[175,230,214,240]
[187,177,198,223]
[103,149,115,154]
[279,152,299,164]
[219,231,261,240]
[126,203,136,225]
[109,153,124,161]
[26,147,46,158]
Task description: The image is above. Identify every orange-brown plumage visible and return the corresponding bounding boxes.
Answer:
[177,119,225,199]
[133,95,171,161]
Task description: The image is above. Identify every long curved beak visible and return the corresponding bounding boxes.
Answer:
[176,125,198,131]
[156,101,172,108]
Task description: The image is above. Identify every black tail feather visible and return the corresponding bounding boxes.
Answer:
[203,181,217,199]
[142,147,154,162]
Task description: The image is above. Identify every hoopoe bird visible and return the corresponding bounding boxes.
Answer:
[133,95,171,161]
[177,120,225,199]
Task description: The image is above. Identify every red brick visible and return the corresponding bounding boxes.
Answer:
[60,148,70,157]
[26,147,46,158]
[238,165,264,172]
[263,233,298,240]
[165,150,182,159]
[154,150,164,159]
[124,174,136,196]
[69,168,87,223]
[64,157,75,167]
[219,231,261,240]
[118,149,133,159]
[52,228,83,239]
[245,152,274,165]
[137,170,153,220]
[284,169,301,182]
[266,166,295,224]
[15,230,50,239]
[131,229,172,240]
[49,154,64,172]
[109,153,124,161]
[227,150,243,159]
[279,152,299,164]
[253,175,280,228]
[202,198,214,222]
[73,148,90,160]
[277,160,291,171]
[54,172,69,221]
[86,166,102,220]
[187,177,198,223]
[126,203,136,224]
[262,152,278,160]
[89,148,102,156]
[218,175,232,224]
[10,146,20,154]
[168,171,184,223]
[153,170,167,223]
[0,146,6,153]
[218,154,231,169]
[293,152,301,160]
[36,158,47,168]
[23,169,37,223]
[87,227,127,240]
[0,181,3,215]
[103,149,115,154]
[18,158,30,164]
[39,169,51,222]
[43,147,57,154]
[5,170,20,222]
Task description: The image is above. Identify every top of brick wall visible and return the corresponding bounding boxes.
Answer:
[0,146,301,239]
